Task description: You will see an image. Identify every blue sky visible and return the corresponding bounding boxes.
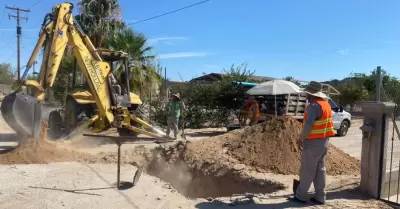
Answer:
[1,0,400,82]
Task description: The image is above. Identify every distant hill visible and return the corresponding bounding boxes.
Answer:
[321,77,360,87]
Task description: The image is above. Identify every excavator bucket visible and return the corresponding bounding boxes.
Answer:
[1,92,42,139]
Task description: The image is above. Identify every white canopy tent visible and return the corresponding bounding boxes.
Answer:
[246,79,303,116]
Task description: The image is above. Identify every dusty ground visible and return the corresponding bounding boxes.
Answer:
[0,112,394,209]
[0,163,391,209]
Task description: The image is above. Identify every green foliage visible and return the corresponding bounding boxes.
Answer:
[108,28,155,66]
[51,53,74,103]
[48,0,161,104]
[151,63,255,128]
[108,27,160,99]
[0,63,16,84]
[333,68,400,109]
[335,82,369,111]
[76,0,123,47]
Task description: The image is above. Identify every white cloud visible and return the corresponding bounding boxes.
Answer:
[337,49,348,55]
[158,52,208,59]
[148,37,187,45]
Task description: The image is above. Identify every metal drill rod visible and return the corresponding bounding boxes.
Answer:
[117,143,121,188]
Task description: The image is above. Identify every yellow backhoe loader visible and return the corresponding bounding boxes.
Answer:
[1,2,170,142]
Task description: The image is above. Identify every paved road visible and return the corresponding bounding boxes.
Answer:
[329,119,363,159]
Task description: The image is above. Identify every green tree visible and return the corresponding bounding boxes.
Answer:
[108,27,160,98]
[163,62,256,128]
[51,52,75,104]
[0,62,16,84]
[76,0,124,48]
[108,28,154,67]
[353,68,399,101]
[336,82,369,111]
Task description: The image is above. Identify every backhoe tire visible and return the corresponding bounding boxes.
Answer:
[48,110,63,140]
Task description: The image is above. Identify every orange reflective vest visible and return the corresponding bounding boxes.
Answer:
[240,100,251,115]
[249,103,261,119]
[303,98,335,139]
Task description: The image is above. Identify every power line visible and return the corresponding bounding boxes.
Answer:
[30,0,44,9]
[5,51,17,62]
[128,0,210,25]
[0,37,15,48]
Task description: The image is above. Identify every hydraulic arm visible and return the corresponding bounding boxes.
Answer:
[1,2,168,141]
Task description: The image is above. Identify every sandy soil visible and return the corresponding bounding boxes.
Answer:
[0,163,391,209]
[0,114,393,209]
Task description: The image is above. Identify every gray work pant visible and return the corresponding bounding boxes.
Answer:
[166,116,179,138]
[295,138,329,203]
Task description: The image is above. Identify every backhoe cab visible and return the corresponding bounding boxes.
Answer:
[48,49,143,139]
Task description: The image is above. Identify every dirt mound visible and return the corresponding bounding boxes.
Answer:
[147,117,360,176]
[224,117,360,175]
[0,121,77,164]
[136,117,360,198]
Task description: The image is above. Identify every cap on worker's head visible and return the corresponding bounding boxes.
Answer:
[172,93,180,99]
[303,81,328,99]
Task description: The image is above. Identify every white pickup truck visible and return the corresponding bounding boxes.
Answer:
[257,94,352,137]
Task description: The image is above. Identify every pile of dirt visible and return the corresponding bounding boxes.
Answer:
[147,117,360,176]
[0,121,77,164]
[224,117,361,175]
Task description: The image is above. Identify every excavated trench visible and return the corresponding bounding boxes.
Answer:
[144,143,286,199]
[146,162,285,198]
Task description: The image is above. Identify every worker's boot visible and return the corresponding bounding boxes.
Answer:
[293,179,300,194]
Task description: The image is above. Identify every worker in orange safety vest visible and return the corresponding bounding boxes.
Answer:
[248,96,260,126]
[290,81,335,205]
[239,98,251,126]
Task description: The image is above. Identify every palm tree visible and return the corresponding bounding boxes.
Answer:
[108,28,155,66]
[108,27,161,97]
[76,0,123,48]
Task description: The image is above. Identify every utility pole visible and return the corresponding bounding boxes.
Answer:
[376,66,382,102]
[5,5,30,81]
[164,67,168,102]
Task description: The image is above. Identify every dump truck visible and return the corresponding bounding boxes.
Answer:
[0,2,170,142]
[228,81,352,137]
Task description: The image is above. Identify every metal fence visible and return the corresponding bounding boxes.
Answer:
[376,66,400,204]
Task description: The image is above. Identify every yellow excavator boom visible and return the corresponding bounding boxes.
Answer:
[0,2,167,140]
